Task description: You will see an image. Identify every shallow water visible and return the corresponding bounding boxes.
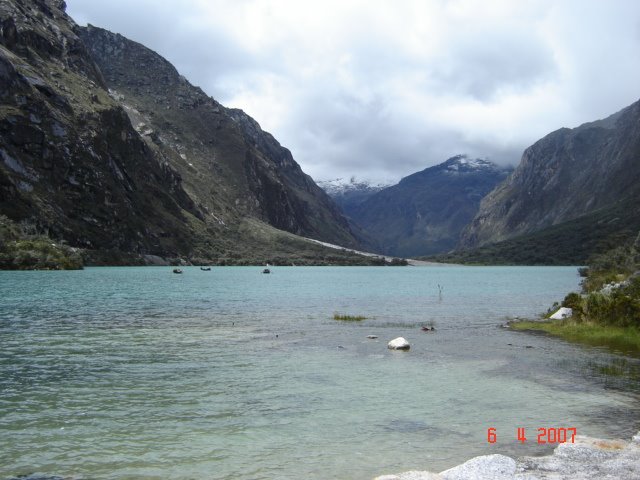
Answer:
[1,266,639,479]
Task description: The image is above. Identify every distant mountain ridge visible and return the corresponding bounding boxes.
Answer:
[461,100,640,249]
[342,155,512,257]
[317,177,390,219]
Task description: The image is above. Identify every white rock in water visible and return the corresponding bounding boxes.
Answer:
[440,454,516,480]
[550,307,573,320]
[387,337,410,350]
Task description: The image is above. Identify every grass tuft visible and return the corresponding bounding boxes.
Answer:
[333,313,368,321]
[509,320,640,357]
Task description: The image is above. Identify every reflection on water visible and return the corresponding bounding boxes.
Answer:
[0,266,639,479]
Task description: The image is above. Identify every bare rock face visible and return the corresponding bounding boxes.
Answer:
[460,100,640,248]
[515,432,640,479]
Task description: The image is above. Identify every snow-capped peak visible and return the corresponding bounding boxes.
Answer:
[444,155,499,173]
[317,176,391,196]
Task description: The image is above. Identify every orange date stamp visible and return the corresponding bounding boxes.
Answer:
[487,427,577,444]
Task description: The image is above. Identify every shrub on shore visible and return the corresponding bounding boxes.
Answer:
[0,237,83,270]
[557,242,640,328]
[0,216,83,270]
[513,237,640,355]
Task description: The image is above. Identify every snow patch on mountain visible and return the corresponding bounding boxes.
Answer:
[317,176,391,197]
[443,155,503,173]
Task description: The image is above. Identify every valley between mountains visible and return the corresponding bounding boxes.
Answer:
[1,0,639,268]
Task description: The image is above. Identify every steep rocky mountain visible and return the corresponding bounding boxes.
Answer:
[461,100,640,248]
[0,0,363,266]
[0,0,202,259]
[78,24,359,250]
[346,155,512,257]
[317,177,390,219]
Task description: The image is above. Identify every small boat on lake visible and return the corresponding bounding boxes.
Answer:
[173,268,183,274]
[262,268,271,274]
[200,267,211,271]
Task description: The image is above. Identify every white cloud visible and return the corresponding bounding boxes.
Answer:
[66,0,640,182]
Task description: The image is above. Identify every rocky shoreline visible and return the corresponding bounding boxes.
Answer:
[375,431,640,480]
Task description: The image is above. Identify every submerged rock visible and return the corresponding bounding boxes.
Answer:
[387,337,410,350]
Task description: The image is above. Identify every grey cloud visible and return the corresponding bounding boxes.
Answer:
[291,101,469,182]
[66,0,640,185]
[430,30,557,101]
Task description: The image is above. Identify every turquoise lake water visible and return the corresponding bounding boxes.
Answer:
[1,266,639,479]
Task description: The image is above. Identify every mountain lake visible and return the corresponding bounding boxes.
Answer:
[1,266,639,479]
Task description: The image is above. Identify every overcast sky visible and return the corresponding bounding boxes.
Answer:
[67,0,640,183]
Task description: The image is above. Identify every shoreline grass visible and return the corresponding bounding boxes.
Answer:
[333,313,368,321]
[509,320,640,357]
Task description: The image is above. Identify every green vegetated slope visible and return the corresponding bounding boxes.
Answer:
[428,197,640,265]
[212,217,391,266]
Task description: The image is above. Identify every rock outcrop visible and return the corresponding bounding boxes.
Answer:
[375,431,640,480]
[549,307,573,320]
